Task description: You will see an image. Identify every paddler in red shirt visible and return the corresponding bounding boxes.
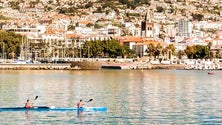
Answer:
[25,99,33,108]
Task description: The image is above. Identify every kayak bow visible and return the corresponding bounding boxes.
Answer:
[0,106,107,112]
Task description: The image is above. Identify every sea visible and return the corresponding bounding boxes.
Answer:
[0,70,222,124]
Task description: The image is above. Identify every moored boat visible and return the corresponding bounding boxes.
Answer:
[208,72,215,75]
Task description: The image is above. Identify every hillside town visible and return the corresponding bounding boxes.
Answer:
[0,0,222,70]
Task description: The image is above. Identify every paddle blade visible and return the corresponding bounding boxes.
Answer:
[87,99,93,102]
[34,96,38,100]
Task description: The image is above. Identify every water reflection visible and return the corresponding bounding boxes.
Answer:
[25,111,31,121]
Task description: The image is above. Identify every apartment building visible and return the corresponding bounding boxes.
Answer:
[178,19,193,38]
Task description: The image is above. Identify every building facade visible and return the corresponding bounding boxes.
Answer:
[178,19,193,38]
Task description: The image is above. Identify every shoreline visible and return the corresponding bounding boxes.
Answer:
[0,61,221,70]
[0,63,72,70]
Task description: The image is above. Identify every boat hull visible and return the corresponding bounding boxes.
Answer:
[0,106,107,112]
[208,72,215,75]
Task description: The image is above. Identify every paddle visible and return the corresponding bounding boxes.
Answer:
[34,96,38,101]
[86,99,93,103]
[78,99,93,108]
[32,96,39,107]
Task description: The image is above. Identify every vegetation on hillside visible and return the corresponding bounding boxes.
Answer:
[0,30,23,59]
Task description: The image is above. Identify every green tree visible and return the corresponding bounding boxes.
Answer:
[207,42,212,58]
[156,6,164,13]
[86,23,94,27]
[146,43,163,59]
[184,45,210,59]
[177,50,185,59]
[68,25,75,30]
[155,43,163,58]
[0,31,24,59]
[146,43,156,57]
[9,1,20,10]
[193,45,209,59]
[165,44,176,55]
[82,39,135,58]
[191,13,204,21]
[85,2,93,8]
[184,46,195,59]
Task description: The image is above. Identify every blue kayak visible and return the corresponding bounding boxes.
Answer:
[0,106,107,112]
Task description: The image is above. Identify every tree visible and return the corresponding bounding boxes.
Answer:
[155,43,163,58]
[156,6,164,13]
[86,23,94,27]
[146,43,163,59]
[193,45,209,59]
[0,31,24,59]
[192,13,204,21]
[9,1,20,10]
[177,50,185,59]
[184,45,210,59]
[207,42,212,58]
[85,2,93,8]
[165,44,176,55]
[48,0,53,4]
[184,46,195,59]
[146,43,156,57]
[68,25,75,30]
[81,39,135,58]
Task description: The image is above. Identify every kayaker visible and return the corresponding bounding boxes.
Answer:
[25,99,32,108]
[77,99,84,108]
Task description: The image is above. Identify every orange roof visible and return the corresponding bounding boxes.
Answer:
[45,29,65,35]
[214,38,222,41]
[119,36,143,42]
[45,30,55,35]
[78,21,92,25]
[66,34,81,39]
[117,36,164,46]
[53,14,70,20]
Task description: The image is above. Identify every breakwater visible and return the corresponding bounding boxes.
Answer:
[70,61,101,70]
[0,63,71,70]
[0,61,101,70]
[0,61,221,70]
[101,62,187,70]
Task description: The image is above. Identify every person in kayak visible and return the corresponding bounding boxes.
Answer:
[25,99,32,108]
[77,99,84,108]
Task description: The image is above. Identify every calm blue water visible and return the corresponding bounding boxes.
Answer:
[0,70,222,124]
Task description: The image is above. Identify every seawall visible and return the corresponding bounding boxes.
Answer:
[0,61,221,70]
[0,63,71,70]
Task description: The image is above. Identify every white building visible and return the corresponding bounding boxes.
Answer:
[2,24,46,39]
[178,19,193,38]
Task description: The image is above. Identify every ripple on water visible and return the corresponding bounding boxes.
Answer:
[1,70,222,124]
